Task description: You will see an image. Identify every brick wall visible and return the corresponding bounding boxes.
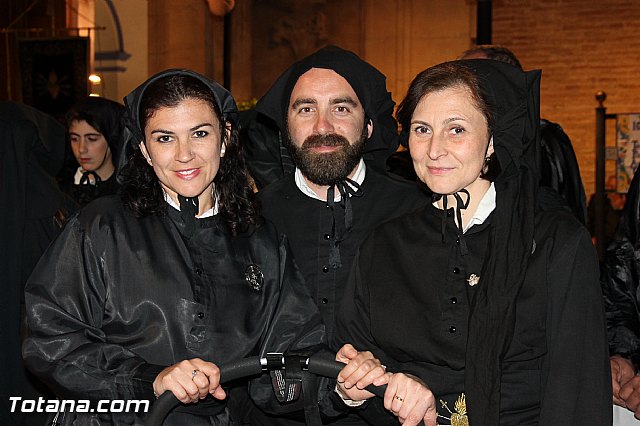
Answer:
[493,0,640,196]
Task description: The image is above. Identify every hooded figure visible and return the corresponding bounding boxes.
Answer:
[243,45,400,189]
[22,69,328,425]
[0,101,76,425]
[333,59,611,425]
[62,96,126,205]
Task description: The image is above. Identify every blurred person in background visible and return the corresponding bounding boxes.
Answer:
[61,96,126,206]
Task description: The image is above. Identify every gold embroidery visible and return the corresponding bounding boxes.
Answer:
[438,393,468,426]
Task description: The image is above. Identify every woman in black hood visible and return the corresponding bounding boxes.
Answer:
[333,60,611,425]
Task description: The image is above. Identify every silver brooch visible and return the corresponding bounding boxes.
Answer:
[245,264,264,292]
[467,274,480,287]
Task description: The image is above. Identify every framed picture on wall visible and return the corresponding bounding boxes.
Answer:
[616,113,640,193]
[18,37,89,122]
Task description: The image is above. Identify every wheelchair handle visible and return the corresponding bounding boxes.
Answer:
[146,354,388,426]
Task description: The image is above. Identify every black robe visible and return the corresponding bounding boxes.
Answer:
[0,102,78,425]
[259,168,428,341]
[333,204,612,425]
[59,168,121,206]
[22,196,325,425]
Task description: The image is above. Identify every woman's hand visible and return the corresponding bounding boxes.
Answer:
[153,358,226,404]
[384,373,437,426]
[335,344,389,402]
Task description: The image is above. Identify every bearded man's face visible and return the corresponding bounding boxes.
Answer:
[286,68,371,185]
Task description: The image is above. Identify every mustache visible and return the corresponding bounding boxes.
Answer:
[301,133,349,149]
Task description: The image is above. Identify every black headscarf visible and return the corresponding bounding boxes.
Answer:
[254,45,400,171]
[120,69,238,235]
[120,68,237,171]
[122,68,238,153]
[449,60,541,425]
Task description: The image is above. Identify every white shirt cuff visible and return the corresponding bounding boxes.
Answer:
[334,384,366,407]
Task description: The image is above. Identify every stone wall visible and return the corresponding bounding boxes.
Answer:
[232,0,474,104]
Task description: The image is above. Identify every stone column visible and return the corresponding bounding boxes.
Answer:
[148,0,217,76]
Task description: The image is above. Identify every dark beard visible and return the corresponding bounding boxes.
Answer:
[287,127,367,186]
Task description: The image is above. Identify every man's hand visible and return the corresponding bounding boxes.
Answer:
[611,355,636,406]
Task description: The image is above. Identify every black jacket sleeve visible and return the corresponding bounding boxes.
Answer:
[537,224,612,425]
[22,217,161,402]
[602,221,640,364]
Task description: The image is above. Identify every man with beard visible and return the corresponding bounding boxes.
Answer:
[245,46,428,425]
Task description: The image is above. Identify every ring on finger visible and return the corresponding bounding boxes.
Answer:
[191,369,200,380]
[394,395,404,402]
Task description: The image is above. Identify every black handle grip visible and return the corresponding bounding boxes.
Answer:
[146,355,407,426]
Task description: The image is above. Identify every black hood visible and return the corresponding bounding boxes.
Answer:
[449,59,541,425]
[254,45,399,164]
[119,69,238,169]
[67,96,126,163]
[0,101,69,217]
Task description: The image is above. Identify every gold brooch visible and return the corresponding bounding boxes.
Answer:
[467,274,479,287]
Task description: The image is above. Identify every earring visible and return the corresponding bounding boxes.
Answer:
[220,143,226,158]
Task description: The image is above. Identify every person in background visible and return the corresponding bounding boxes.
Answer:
[588,174,626,250]
[603,167,640,420]
[22,69,385,425]
[0,101,77,426]
[242,45,429,424]
[334,59,611,425]
[62,96,126,205]
[459,44,589,225]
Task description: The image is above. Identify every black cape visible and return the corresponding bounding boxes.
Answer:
[334,204,611,425]
[0,101,77,425]
[539,119,588,224]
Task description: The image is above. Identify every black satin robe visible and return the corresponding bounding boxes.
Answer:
[22,196,325,425]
